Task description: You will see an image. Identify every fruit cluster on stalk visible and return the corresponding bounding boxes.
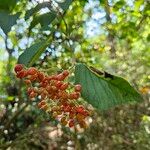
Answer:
[14,64,90,129]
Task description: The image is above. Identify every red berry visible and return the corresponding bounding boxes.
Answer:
[16,70,26,78]
[69,119,74,128]
[76,106,84,113]
[14,64,23,73]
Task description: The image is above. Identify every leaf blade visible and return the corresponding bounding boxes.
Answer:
[75,63,143,110]
[57,0,73,11]
[0,12,20,35]
[18,39,50,67]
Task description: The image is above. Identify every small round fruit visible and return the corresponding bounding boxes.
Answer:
[14,64,23,73]
[69,119,74,128]
[27,67,37,75]
[75,84,82,92]
[16,70,26,78]
[62,70,69,77]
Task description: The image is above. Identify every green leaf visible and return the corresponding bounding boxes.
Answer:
[75,63,143,110]
[113,0,126,11]
[25,2,51,20]
[28,0,73,31]
[18,39,51,67]
[57,0,73,11]
[0,11,20,35]
[0,0,19,12]
[29,11,56,31]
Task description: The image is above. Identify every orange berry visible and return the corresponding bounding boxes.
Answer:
[59,83,69,90]
[51,86,57,92]
[37,102,42,108]
[14,64,23,73]
[61,117,66,122]
[56,74,65,81]
[40,82,47,88]
[79,120,87,129]
[61,120,68,126]
[29,74,37,81]
[75,84,82,92]
[49,75,57,80]
[38,72,44,81]
[29,91,37,98]
[41,93,46,99]
[76,113,85,121]
[57,111,62,115]
[61,92,68,100]
[27,67,37,75]
[62,70,69,77]
[24,79,31,85]
[27,87,33,94]
[46,85,52,93]
[40,100,46,105]
[55,81,63,88]
[69,112,75,119]
[52,106,59,111]
[69,92,80,100]
[52,112,58,118]
[41,104,48,111]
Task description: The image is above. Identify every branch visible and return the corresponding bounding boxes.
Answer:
[104,0,116,59]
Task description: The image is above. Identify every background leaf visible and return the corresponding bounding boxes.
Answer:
[25,2,51,20]
[57,0,73,11]
[29,11,56,31]
[18,39,51,67]
[0,12,20,35]
[28,0,73,31]
[0,0,19,12]
[75,63,143,110]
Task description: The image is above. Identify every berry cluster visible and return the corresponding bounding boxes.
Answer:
[14,64,90,128]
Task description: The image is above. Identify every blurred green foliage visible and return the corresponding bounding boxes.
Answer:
[0,0,150,149]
